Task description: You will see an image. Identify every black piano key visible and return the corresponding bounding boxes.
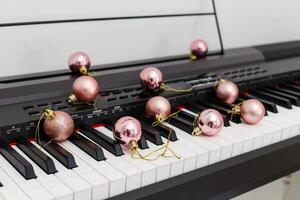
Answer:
[281,82,300,93]
[0,141,36,180]
[273,86,300,99]
[39,138,77,169]
[240,94,278,113]
[80,124,124,156]
[196,100,242,124]
[105,124,149,150]
[139,121,164,145]
[0,182,2,187]
[259,88,300,106]
[248,89,292,109]
[185,103,231,127]
[139,116,178,141]
[69,132,106,161]
[168,112,195,134]
[16,137,57,174]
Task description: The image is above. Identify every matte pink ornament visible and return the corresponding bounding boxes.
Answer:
[195,109,223,136]
[139,67,163,90]
[68,52,91,74]
[215,80,239,104]
[113,116,142,145]
[145,96,171,119]
[43,110,74,142]
[240,99,265,124]
[190,39,208,60]
[72,76,99,102]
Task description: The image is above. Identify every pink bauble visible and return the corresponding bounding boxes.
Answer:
[197,109,224,136]
[43,111,74,142]
[215,80,239,104]
[68,52,91,73]
[72,76,99,102]
[240,99,265,124]
[139,67,163,90]
[190,39,208,59]
[145,96,171,119]
[113,116,142,145]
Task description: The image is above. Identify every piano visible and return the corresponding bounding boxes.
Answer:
[0,40,300,200]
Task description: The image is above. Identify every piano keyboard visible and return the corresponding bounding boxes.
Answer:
[0,81,299,200]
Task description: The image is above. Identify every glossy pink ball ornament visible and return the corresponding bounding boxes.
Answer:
[190,39,208,60]
[145,96,171,120]
[43,109,74,142]
[68,52,91,74]
[194,109,224,136]
[240,99,265,125]
[70,76,99,102]
[139,67,163,90]
[215,80,239,104]
[113,116,142,150]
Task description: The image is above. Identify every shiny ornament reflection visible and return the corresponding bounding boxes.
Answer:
[114,116,142,150]
[240,99,265,124]
[215,80,239,104]
[68,52,91,74]
[43,110,74,142]
[190,39,208,60]
[194,109,223,136]
[71,76,99,102]
[145,96,171,120]
[139,67,163,90]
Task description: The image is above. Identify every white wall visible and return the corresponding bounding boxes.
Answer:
[215,0,300,48]
[0,0,300,78]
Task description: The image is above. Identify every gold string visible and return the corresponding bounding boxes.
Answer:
[190,54,197,60]
[191,115,203,136]
[35,109,55,148]
[152,111,180,127]
[160,83,196,93]
[68,95,98,110]
[227,102,243,121]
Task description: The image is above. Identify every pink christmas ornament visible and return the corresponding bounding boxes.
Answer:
[145,96,171,120]
[240,99,265,124]
[139,67,163,90]
[68,52,91,74]
[190,39,208,60]
[70,75,99,102]
[194,109,224,136]
[215,80,239,104]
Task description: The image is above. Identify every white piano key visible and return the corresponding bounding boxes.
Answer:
[95,127,157,186]
[0,167,30,200]
[32,141,92,200]
[60,139,126,197]
[218,128,244,157]
[57,143,109,200]
[0,153,54,200]
[165,123,221,164]
[13,146,73,200]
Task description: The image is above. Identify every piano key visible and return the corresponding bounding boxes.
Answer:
[248,89,292,109]
[13,146,73,200]
[80,123,124,156]
[82,127,143,191]
[259,88,300,106]
[56,143,109,200]
[16,137,57,174]
[32,141,92,200]
[61,137,126,197]
[239,94,278,113]
[0,166,30,200]
[272,86,300,98]
[139,120,164,145]
[0,152,54,200]
[185,103,231,127]
[140,116,178,141]
[0,141,36,180]
[69,132,106,161]
[95,126,157,187]
[39,138,77,169]
[281,82,300,93]
[105,124,149,150]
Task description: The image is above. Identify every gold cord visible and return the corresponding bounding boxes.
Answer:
[68,95,98,110]
[190,54,197,60]
[228,102,243,121]
[191,115,202,136]
[160,83,196,93]
[35,109,55,148]
[152,111,180,127]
